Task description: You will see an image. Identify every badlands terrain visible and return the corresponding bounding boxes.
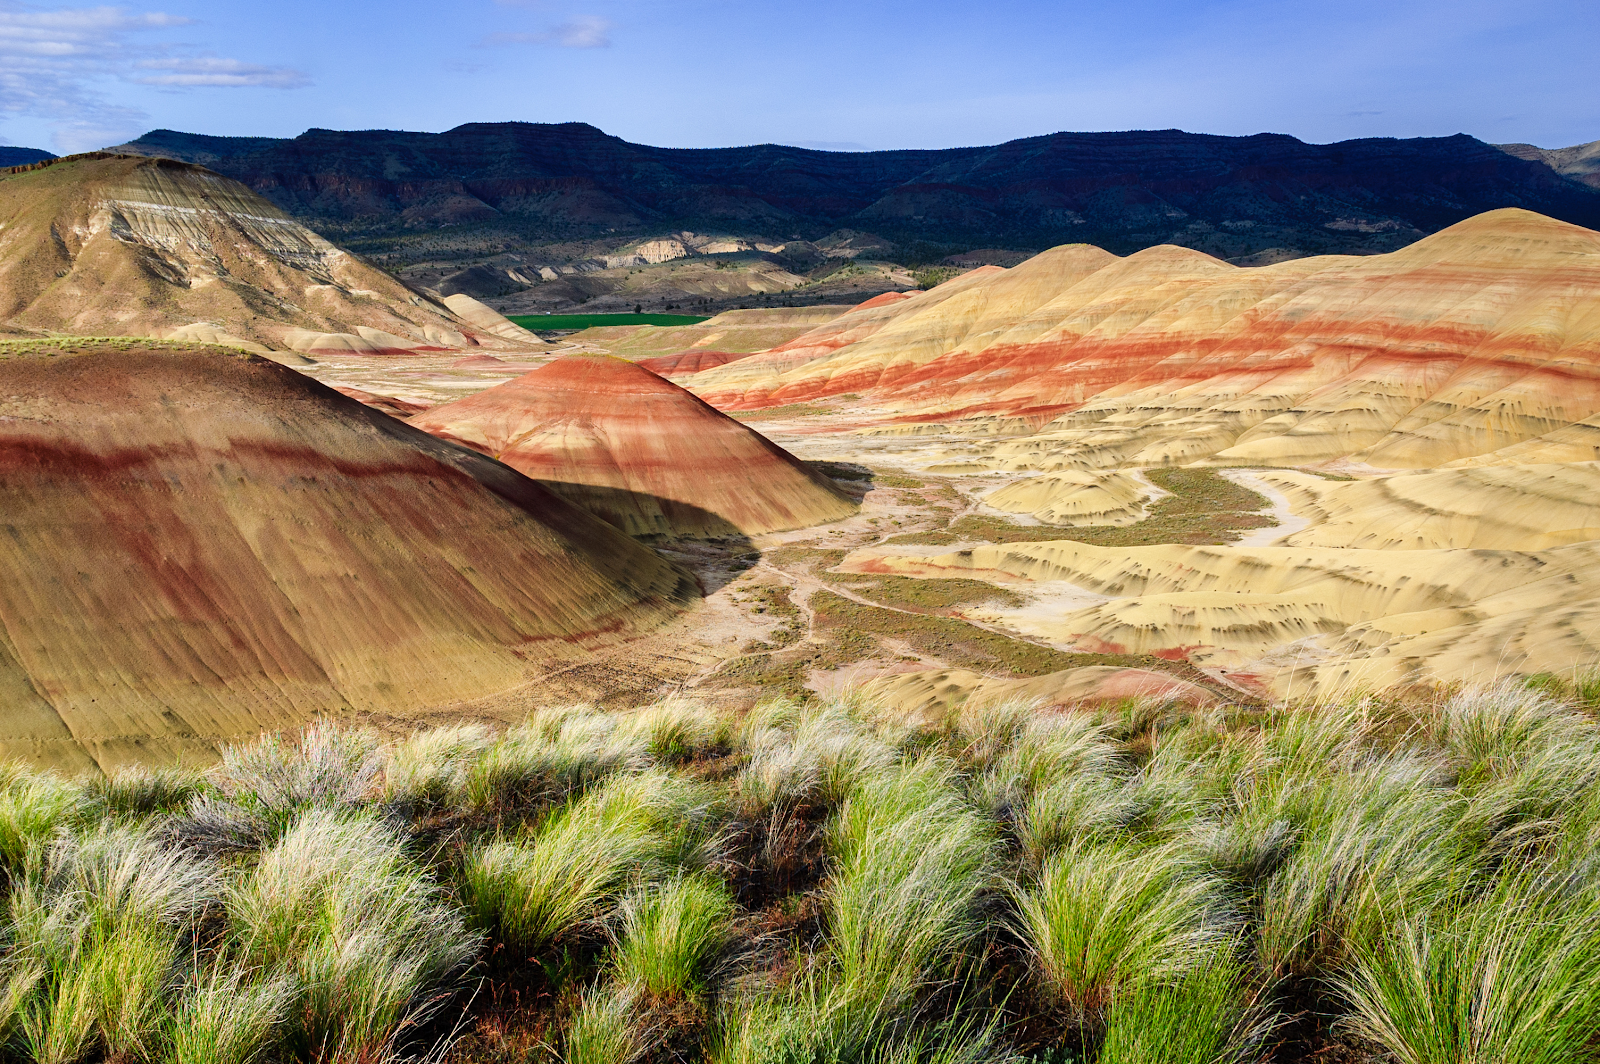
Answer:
[440,206,1600,712]
[6,148,1600,769]
[7,130,1600,1064]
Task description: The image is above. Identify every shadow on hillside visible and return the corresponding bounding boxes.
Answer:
[538,481,758,595]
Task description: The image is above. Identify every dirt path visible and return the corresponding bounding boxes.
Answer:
[1219,468,1310,546]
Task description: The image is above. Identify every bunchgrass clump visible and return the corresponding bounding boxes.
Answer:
[169,963,296,1064]
[1016,839,1228,1020]
[614,874,736,999]
[1098,954,1270,1064]
[230,809,477,1062]
[823,757,999,1017]
[462,770,720,953]
[0,681,1597,1063]
[1339,866,1600,1064]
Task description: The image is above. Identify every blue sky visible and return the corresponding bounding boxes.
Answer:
[2,0,1597,154]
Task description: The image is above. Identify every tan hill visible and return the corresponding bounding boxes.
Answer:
[410,355,858,539]
[1499,139,1600,190]
[688,209,1600,469]
[0,341,695,772]
[636,349,749,378]
[650,208,1600,700]
[570,306,854,362]
[0,154,537,357]
[442,293,549,346]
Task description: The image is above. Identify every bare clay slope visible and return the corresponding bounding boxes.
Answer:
[0,154,537,357]
[0,343,695,772]
[690,209,1600,469]
[411,356,858,539]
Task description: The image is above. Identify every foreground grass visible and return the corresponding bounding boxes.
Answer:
[0,683,1598,1063]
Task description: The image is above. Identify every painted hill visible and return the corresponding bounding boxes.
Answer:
[687,208,1600,470]
[0,153,536,357]
[410,356,858,539]
[0,341,695,772]
[635,349,748,378]
[108,124,1600,261]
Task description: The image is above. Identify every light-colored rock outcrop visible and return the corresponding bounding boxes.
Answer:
[442,294,548,346]
[0,154,538,354]
[985,470,1151,526]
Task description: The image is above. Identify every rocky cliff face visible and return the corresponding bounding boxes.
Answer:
[111,123,1600,262]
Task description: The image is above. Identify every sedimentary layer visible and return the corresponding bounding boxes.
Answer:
[410,356,858,538]
[838,537,1600,699]
[0,343,695,772]
[0,154,532,355]
[688,209,1600,470]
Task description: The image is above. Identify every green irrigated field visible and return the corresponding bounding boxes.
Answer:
[507,313,711,331]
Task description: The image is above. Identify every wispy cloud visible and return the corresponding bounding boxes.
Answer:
[133,56,308,88]
[479,14,613,48]
[0,3,309,151]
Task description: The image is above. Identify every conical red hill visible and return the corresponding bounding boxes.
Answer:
[0,342,696,773]
[410,356,858,539]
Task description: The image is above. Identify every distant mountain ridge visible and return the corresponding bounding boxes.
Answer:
[111,123,1600,262]
[1497,139,1600,190]
[0,147,56,168]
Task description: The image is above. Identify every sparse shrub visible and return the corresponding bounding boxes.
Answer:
[202,722,385,846]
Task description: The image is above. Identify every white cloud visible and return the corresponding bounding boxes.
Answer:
[479,14,613,48]
[133,57,309,88]
[549,15,610,47]
[0,6,190,56]
[0,3,309,151]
